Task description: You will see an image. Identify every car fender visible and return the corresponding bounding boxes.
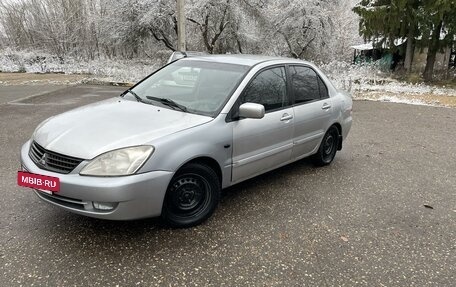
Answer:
[138,116,233,188]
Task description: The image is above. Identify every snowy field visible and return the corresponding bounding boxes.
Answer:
[0,50,160,85]
[320,61,456,108]
[1,50,455,108]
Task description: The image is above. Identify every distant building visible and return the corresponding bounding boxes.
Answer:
[351,40,454,73]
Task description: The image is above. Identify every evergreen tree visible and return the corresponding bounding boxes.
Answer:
[354,0,456,81]
[419,0,456,81]
[353,0,420,73]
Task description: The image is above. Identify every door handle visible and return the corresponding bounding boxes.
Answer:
[322,103,331,110]
[280,114,293,121]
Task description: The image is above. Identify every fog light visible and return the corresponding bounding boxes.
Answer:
[93,202,115,211]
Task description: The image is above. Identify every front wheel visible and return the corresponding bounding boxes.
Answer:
[312,126,340,167]
[161,163,220,228]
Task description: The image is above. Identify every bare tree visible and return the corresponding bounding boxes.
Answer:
[140,0,178,51]
[264,0,333,59]
[0,0,361,63]
[187,0,231,54]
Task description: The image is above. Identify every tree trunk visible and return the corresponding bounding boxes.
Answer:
[404,28,414,73]
[423,20,443,82]
[236,37,243,54]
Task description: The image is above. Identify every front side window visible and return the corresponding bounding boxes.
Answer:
[241,66,288,112]
[129,60,249,116]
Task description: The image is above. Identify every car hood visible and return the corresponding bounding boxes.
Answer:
[33,97,213,159]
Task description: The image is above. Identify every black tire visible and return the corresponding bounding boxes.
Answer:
[161,163,220,228]
[312,126,340,167]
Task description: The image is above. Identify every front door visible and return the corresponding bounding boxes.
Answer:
[231,66,294,183]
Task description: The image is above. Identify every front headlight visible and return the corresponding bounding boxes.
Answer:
[80,146,154,176]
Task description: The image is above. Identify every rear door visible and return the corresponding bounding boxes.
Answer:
[231,66,294,183]
[289,65,333,159]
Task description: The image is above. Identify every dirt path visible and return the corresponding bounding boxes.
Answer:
[0,72,89,85]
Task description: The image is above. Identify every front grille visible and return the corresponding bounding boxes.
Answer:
[29,141,84,174]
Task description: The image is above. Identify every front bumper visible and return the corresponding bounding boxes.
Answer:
[20,141,174,220]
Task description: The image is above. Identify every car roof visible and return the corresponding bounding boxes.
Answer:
[181,54,310,67]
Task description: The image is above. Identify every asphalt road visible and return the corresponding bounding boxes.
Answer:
[1,85,455,286]
[0,85,65,105]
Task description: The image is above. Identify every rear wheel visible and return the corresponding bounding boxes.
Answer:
[161,163,220,228]
[312,126,340,166]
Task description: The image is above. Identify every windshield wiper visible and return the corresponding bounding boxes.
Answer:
[122,89,144,103]
[146,96,187,112]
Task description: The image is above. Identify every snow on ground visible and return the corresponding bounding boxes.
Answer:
[356,81,456,97]
[320,60,456,107]
[321,60,456,96]
[375,95,428,106]
[353,91,456,108]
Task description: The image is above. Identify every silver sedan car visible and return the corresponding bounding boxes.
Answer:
[19,55,352,227]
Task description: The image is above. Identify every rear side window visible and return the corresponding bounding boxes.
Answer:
[290,66,328,104]
[318,76,329,99]
[242,66,288,112]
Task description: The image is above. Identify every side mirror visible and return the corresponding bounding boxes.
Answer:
[239,103,265,119]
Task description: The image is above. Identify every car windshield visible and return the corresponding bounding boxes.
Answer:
[129,60,249,116]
